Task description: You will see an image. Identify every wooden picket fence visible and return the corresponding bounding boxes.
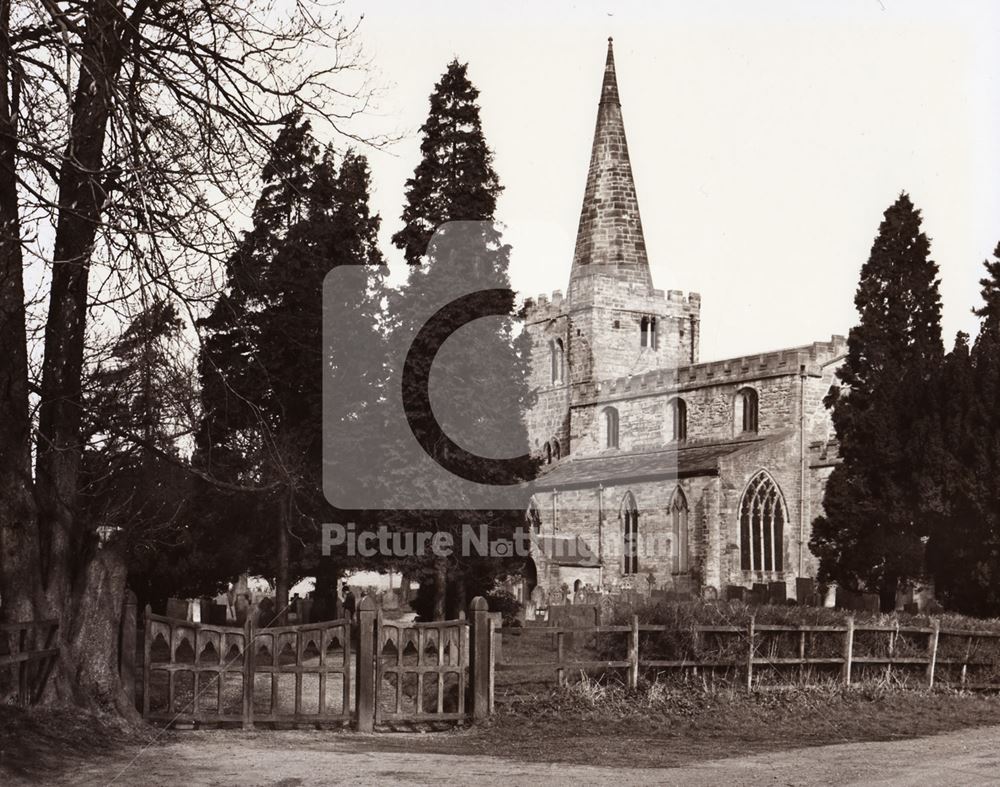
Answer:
[0,620,59,706]
[496,616,1000,692]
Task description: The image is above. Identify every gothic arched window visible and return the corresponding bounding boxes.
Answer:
[544,442,552,464]
[550,338,565,384]
[671,489,689,573]
[552,439,561,460]
[621,492,639,575]
[736,387,759,434]
[668,397,687,442]
[603,406,619,449]
[739,472,786,572]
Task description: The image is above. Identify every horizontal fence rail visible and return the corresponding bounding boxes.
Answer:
[0,620,59,706]
[495,617,1000,693]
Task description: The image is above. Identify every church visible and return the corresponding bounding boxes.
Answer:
[522,39,845,602]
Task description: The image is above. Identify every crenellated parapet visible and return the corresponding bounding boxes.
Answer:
[573,336,847,403]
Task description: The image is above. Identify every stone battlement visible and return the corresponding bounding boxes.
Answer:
[524,287,701,323]
[575,336,847,400]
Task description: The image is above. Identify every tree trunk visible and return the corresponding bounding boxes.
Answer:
[0,0,40,624]
[275,495,290,626]
[433,558,447,621]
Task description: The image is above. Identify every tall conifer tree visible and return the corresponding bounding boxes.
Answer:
[811,193,944,609]
[387,61,536,619]
[197,112,385,618]
[932,244,1000,614]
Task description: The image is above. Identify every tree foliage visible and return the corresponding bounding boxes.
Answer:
[386,60,536,619]
[197,111,386,619]
[811,193,945,609]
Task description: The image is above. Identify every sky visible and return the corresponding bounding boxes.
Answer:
[338,0,1000,362]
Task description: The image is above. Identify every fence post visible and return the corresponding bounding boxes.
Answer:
[121,590,137,708]
[961,634,973,686]
[142,605,152,718]
[17,626,27,706]
[628,615,639,690]
[356,596,376,732]
[242,616,254,730]
[746,617,755,693]
[842,617,854,686]
[469,596,491,720]
[927,619,940,689]
[556,630,565,686]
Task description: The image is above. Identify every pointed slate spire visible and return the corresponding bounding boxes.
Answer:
[569,38,652,294]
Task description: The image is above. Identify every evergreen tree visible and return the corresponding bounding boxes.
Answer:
[811,194,945,610]
[392,60,502,266]
[932,244,1000,614]
[197,112,386,619]
[385,61,537,619]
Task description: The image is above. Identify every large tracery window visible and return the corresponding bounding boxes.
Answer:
[671,489,689,573]
[621,492,639,575]
[739,472,786,572]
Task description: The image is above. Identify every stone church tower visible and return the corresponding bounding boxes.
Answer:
[522,40,846,603]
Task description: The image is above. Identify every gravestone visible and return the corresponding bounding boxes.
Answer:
[208,604,228,625]
[903,602,919,615]
[726,585,746,602]
[795,577,815,604]
[258,597,277,627]
[859,593,880,613]
[234,594,250,625]
[835,586,858,611]
[166,598,188,621]
[768,582,787,605]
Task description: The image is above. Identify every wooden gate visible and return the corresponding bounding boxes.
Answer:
[142,607,352,727]
[141,596,492,729]
[374,609,469,723]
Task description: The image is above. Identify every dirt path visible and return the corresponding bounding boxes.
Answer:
[18,723,1000,786]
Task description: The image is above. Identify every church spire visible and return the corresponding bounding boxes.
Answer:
[569,38,652,294]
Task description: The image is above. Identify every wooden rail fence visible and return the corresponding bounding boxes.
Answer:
[496,616,1000,692]
[0,620,59,706]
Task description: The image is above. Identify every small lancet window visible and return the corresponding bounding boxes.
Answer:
[668,398,687,442]
[549,338,565,384]
[621,492,639,575]
[603,406,619,449]
[640,316,657,349]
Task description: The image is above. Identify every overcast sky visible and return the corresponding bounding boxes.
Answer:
[343,0,1000,362]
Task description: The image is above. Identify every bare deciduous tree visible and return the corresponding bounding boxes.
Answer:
[0,0,378,713]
